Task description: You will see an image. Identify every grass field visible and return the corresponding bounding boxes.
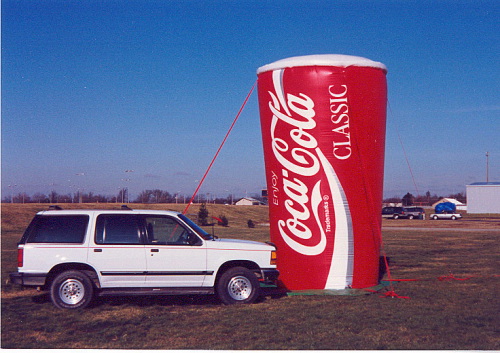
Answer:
[2,203,499,349]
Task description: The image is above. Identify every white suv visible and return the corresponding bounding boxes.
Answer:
[10,206,279,309]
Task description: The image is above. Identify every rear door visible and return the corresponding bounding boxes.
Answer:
[87,214,147,287]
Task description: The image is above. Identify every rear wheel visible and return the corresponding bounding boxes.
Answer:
[216,267,260,305]
[50,270,94,309]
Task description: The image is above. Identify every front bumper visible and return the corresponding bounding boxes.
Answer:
[9,272,47,287]
[260,268,280,284]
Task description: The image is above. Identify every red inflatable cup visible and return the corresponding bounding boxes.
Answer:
[257,55,387,290]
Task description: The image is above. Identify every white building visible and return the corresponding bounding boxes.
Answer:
[466,182,500,214]
[432,198,467,211]
[235,197,264,206]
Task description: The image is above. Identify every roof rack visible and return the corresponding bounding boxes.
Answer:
[47,205,133,211]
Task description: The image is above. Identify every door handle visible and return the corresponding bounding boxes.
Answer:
[151,249,159,253]
[94,249,102,252]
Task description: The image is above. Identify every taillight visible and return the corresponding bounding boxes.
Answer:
[270,250,277,265]
[17,248,23,268]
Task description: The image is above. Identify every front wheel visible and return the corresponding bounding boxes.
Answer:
[216,267,261,305]
[50,270,94,309]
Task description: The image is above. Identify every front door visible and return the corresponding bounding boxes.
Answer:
[143,215,207,287]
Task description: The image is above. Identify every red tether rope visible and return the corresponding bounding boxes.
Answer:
[183,82,257,215]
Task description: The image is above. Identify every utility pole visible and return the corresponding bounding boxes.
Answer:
[486,152,490,182]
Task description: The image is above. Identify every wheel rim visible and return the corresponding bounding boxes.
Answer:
[227,275,253,301]
[59,279,85,305]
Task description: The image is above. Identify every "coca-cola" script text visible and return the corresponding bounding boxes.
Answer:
[267,71,328,256]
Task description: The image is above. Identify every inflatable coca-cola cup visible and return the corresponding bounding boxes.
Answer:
[257,55,387,290]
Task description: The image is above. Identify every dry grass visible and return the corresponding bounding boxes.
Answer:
[2,203,499,350]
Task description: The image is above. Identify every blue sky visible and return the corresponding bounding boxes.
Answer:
[2,0,499,201]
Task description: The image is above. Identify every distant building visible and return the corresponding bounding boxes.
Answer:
[466,182,500,214]
[382,202,403,207]
[235,197,264,206]
[432,198,467,211]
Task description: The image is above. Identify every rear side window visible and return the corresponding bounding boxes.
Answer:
[95,215,141,244]
[25,215,89,244]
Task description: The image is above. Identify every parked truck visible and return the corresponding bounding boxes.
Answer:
[10,206,279,309]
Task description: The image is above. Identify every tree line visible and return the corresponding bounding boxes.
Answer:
[3,188,465,206]
[3,190,127,204]
[2,188,262,205]
[383,191,466,206]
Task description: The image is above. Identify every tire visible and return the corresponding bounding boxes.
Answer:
[216,267,261,305]
[50,270,94,309]
[432,215,438,220]
[393,214,399,219]
[408,215,414,220]
[451,216,457,220]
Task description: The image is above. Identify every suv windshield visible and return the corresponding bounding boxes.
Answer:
[179,214,213,240]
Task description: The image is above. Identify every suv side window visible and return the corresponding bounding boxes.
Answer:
[145,216,200,246]
[95,215,141,244]
[24,215,89,244]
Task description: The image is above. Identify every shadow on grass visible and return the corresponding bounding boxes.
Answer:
[31,292,51,304]
[94,294,220,308]
[378,255,390,282]
[28,287,287,309]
